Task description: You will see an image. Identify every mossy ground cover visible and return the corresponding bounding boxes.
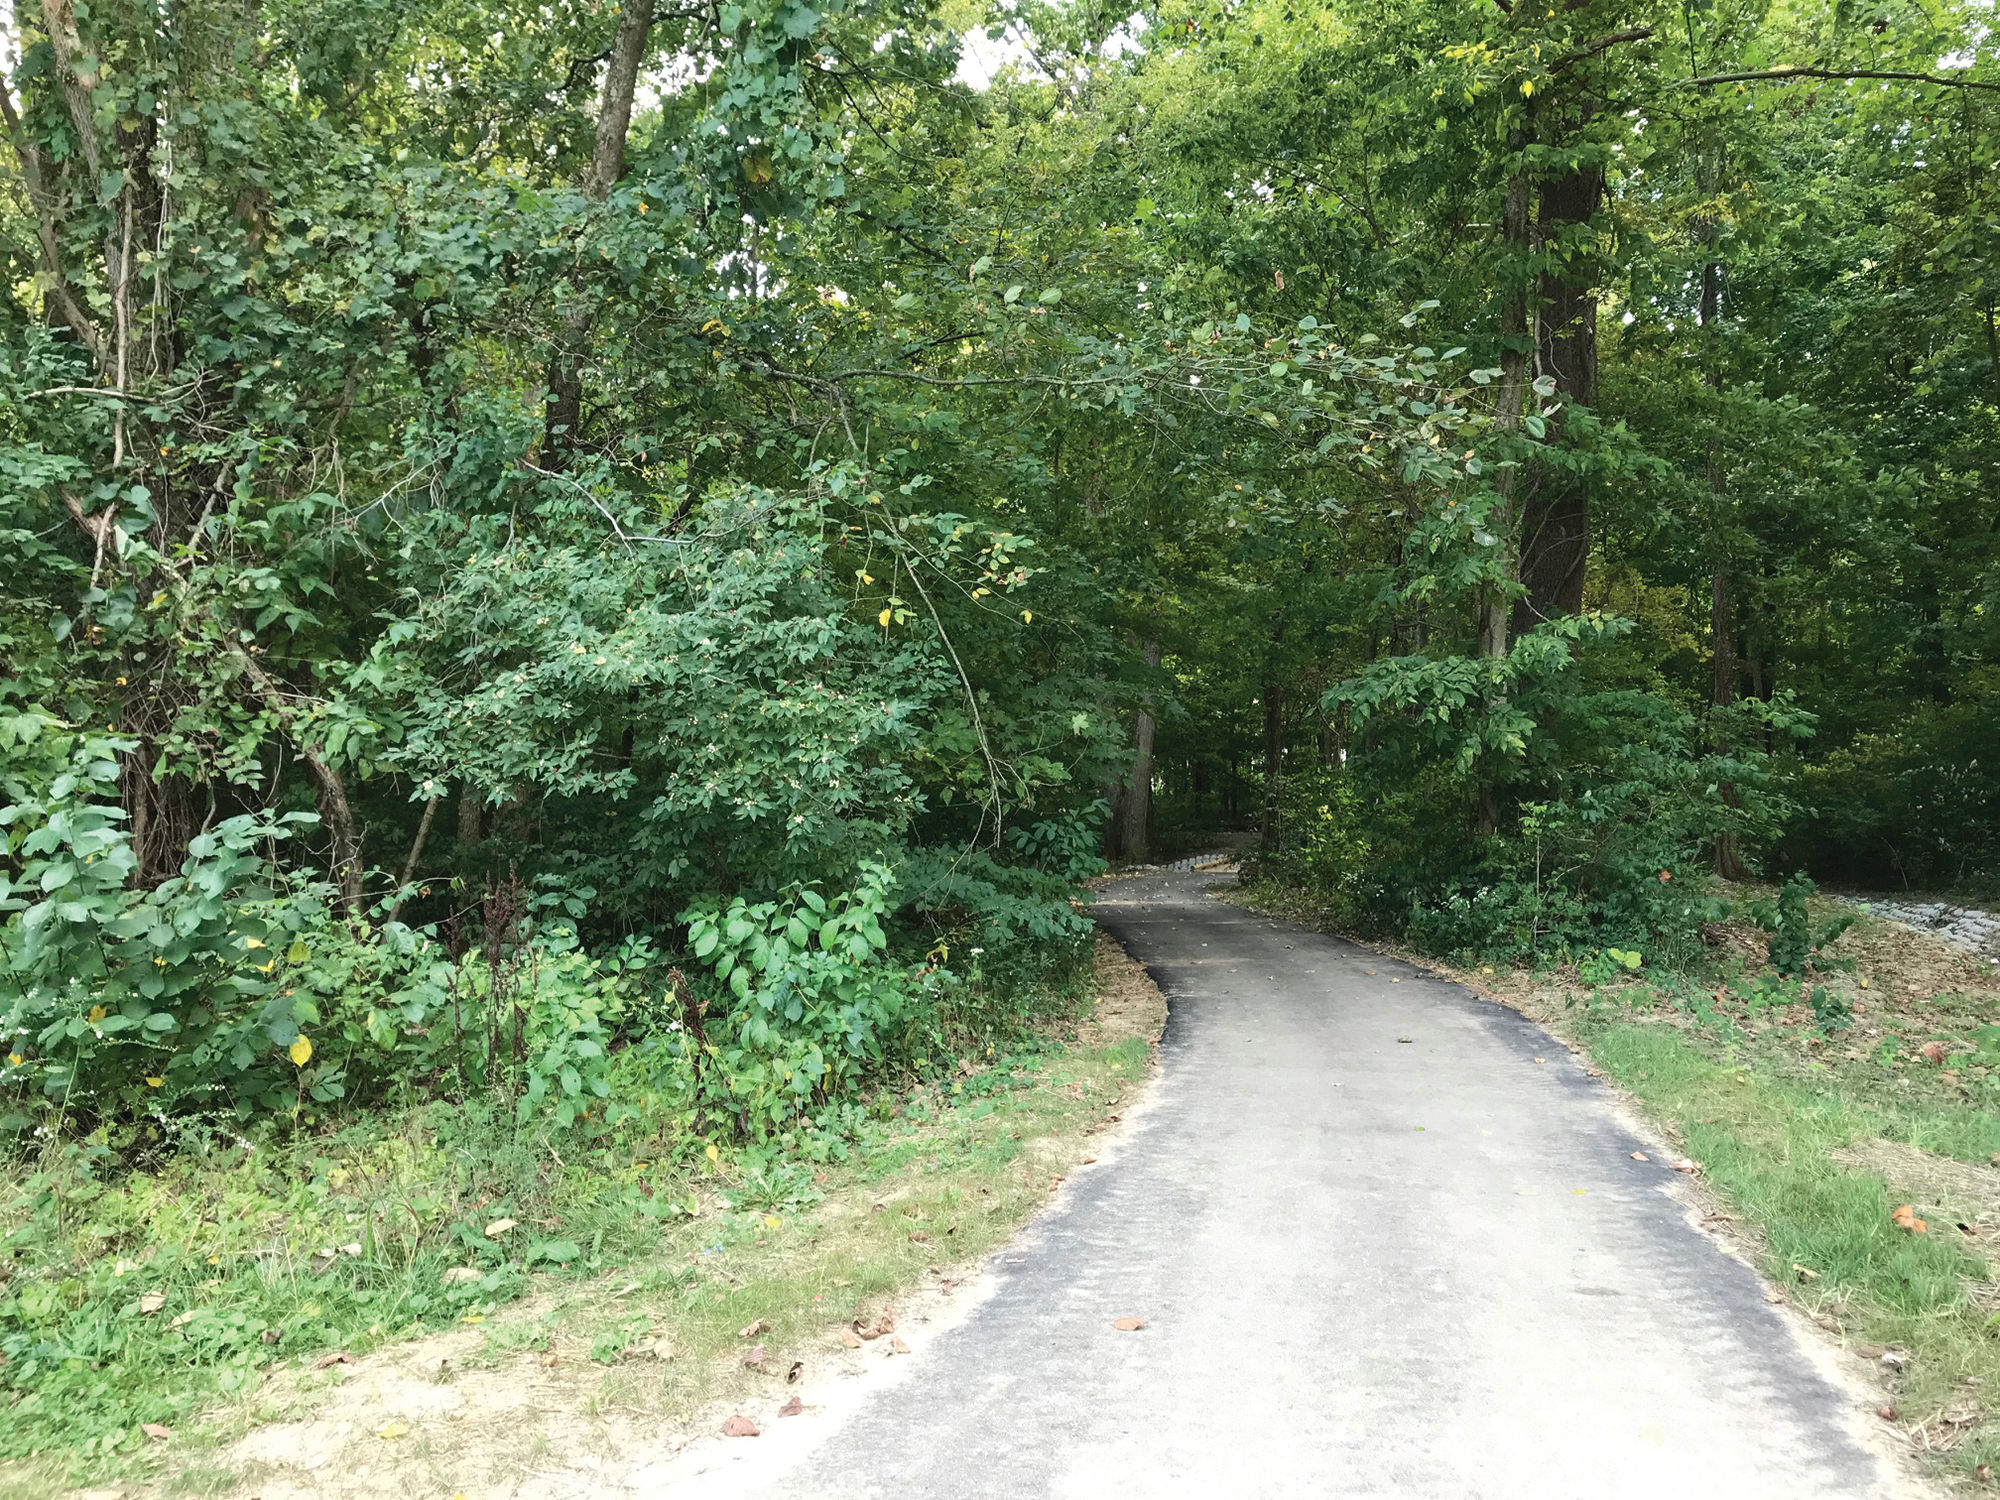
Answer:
[1228,880,2000,1490]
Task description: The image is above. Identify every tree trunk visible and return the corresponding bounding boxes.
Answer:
[1475,162,1534,837]
[542,0,657,467]
[1261,681,1285,838]
[1699,252,1749,880]
[1513,163,1601,635]
[1119,639,1162,862]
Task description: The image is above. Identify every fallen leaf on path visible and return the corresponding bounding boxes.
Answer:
[738,1317,770,1338]
[1081,1156,1098,1165]
[1534,1057,1546,1064]
[378,1421,409,1440]
[837,1329,863,1349]
[1876,1405,1899,1421]
[1112,1317,1147,1331]
[777,1397,803,1417]
[885,1336,911,1355]
[1397,1037,1414,1044]
[742,1344,767,1368]
[1671,1158,1700,1174]
[141,1423,171,1441]
[312,1352,353,1370]
[787,1360,804,1383]
[1890,1204,1928,1234]
[722,1415,760,1438]
[1630,1152,1649,1162]
[1920,1041,1949,1064]
[138,1291,165,1315]
[1763,1290,1785,1304]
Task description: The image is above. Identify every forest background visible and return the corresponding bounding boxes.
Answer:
[0,0,1997,1473]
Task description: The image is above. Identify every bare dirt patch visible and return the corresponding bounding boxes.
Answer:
[1076,930,1168,1052]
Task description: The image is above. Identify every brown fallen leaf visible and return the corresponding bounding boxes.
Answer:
[1113,1317,1147,1331]
[1630,1151,1649,1162]
[908,1231,930,1243]
[885,1336,911,1355]
[1876,1405,1899,1422]
[1081,1156,1098,1165]
[1974,1464,1989,1481]
[738,1317,770,1338]
[721,1415,759,1438]
[312,1352,354,1370]
[1671,1158,1700,1174]
[540,1349,561,1369]
[777,1396,803,1417]
[138,1291,166,1315]
[142,1423,171,1441]
[260,1327,283,1345]
[742,1344,767,1368]
[837,1329,863,1349]
[1919,1040,1949,1065]
[1763,1289,1785,1304]
[1890,1204,1928,1234]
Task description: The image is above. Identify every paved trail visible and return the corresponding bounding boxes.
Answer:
[664,870,1908,1498]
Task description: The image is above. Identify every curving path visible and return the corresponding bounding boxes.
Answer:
[659,869,1910,1498]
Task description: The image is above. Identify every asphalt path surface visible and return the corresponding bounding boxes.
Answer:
[662,869,1907,1498]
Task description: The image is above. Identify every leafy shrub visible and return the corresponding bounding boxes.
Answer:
[1746,873,1856,979]
[0,722,333,1124]
[682,862,932,1135]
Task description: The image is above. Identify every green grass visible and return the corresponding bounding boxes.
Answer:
[0,1002,1154,1497]
[1585,1023,1999,1477]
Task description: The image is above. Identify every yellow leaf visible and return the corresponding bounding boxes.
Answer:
[1521,79,1534,97]
[1020,610,1033,624]
[243,937,267,950]
[146,1077,164,1088]
[705,1143,720,1164]
[878,608,892,627]
[287,940,310,963]
[88,1006,106,1023]
[763,1215,782,1230]
[289,1035,313,1067]
[484,1218,518,1237]
[6,1054,20,1067]
[378,1421,408,1440]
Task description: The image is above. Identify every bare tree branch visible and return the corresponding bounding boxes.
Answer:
[1681,65,2000,94]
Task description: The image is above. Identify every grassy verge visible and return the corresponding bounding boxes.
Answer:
[0,935,1164,1498]
[1226,879,2000,1489]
